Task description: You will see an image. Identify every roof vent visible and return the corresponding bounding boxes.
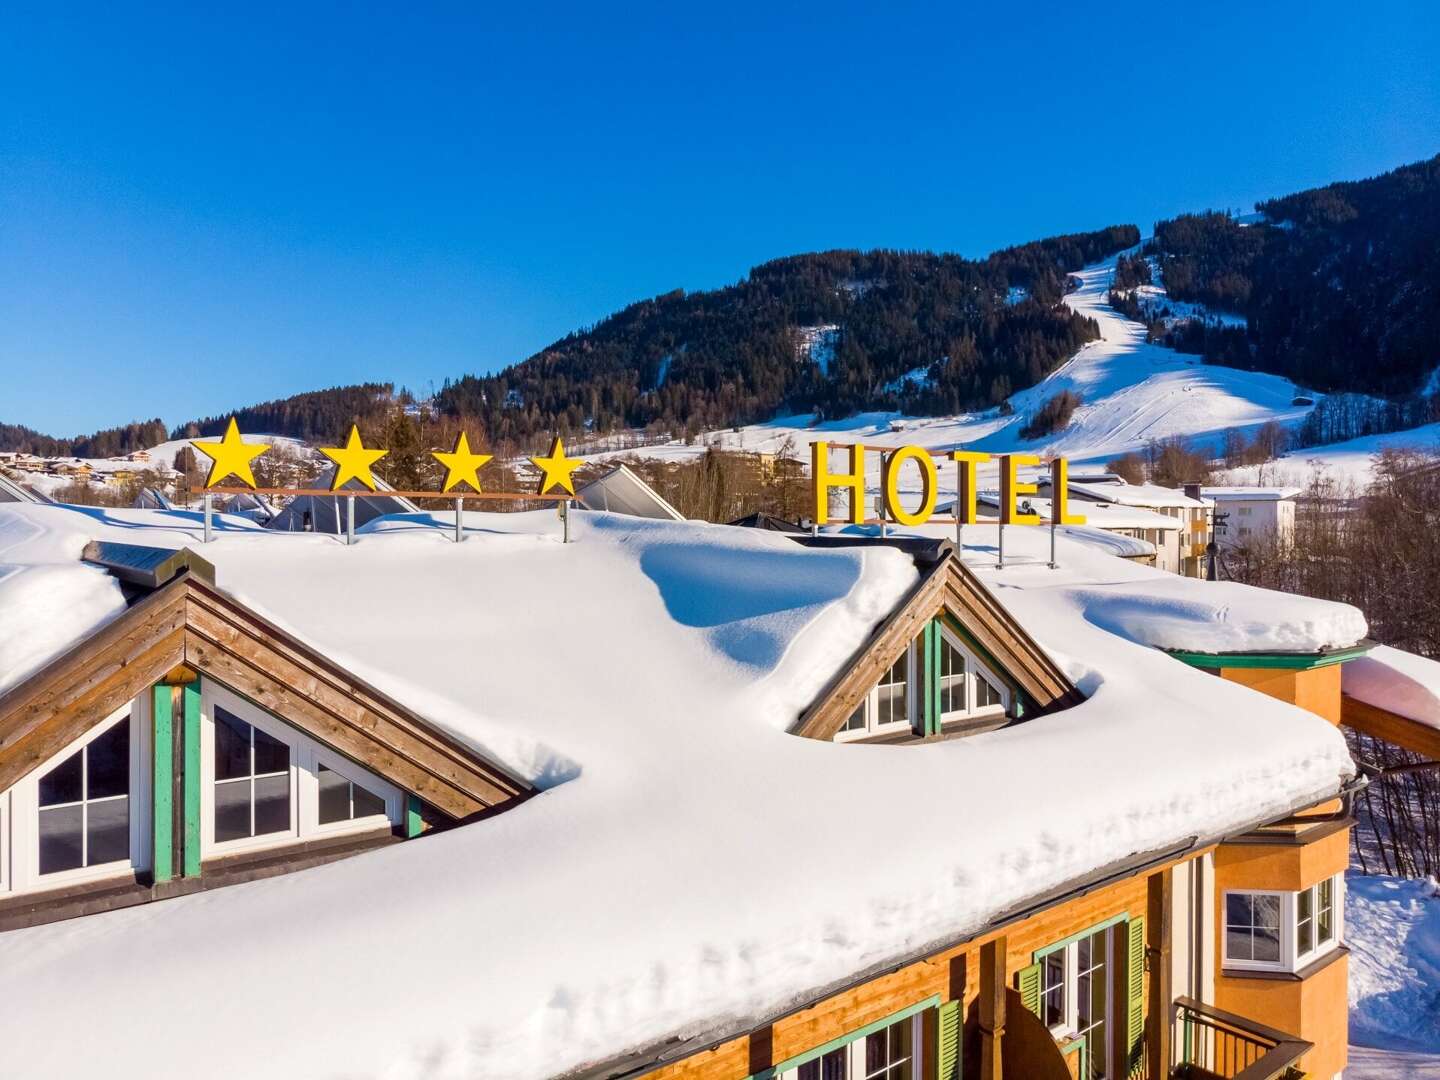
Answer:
[81,541,216,590]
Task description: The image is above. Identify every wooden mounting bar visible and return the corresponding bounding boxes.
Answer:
[191,486,572,502]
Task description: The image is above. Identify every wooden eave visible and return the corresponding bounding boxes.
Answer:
[1342,692,1440,759]
[0,571,530,817]
[792,552,1082,741]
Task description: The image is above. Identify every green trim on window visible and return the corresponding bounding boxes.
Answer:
[934,611,1032,718]
[1060,1033,1087,1080]
[936,997,962,1080]
[181,680,202,877]
[1032,912,1131,961]
[1167,643,1371,670]
[746,995,941,1079]
[151,684,174,884]
[405,794,424,838]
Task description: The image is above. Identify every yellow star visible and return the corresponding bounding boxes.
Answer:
[432,431,492,493]
[529,435,582,495]
[192,418,268,489]
[320,425,388,491]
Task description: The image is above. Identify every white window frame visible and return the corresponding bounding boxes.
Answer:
[835,643,917,742]
[200,681,402,859]
[936,625,1011,726]
[1,699,151,895]
[1295,875,1344,967]
[777,1010,924,1079]
[1036,924,1115,1050]
[1222,879,1344,973]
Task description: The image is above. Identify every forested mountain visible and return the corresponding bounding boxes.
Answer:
[173,383,396,441]
[1150,154,1440,396]
[0,419,168,458]
[435,227,1137,442]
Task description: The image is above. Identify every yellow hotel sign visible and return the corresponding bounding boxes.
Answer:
[810,442,1086,528]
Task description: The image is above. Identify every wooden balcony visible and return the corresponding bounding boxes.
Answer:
[1171,996,1310,1080]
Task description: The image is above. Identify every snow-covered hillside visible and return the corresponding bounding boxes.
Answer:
[579,247,1320,497]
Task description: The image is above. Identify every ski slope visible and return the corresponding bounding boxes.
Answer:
[579,247,1318,494]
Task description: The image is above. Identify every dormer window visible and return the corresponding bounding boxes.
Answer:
[837,645,916,741]
[937,625,1009,728]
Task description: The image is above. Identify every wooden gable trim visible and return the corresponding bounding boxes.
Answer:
[793,554,1081,741]
[0,572,531,817]
[1342,692,1440,760]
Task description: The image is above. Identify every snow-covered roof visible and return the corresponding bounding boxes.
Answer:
[1202,486,1302,501]
[574,462,685,520]
[1343,645,1440,732]
[0,503,1362,1079]
[959,492,1181,531]
[1064,479,1208,509]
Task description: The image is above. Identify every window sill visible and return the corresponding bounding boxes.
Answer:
[1221,945,1348,982]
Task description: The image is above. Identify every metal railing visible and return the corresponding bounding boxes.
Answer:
[1172,996,1311,1080]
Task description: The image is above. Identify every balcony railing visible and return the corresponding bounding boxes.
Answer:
[1172,996,1311,1080]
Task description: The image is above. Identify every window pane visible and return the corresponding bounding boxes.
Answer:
[1298,887,1312,923]
[1253,894,1281,930]
[1226,893,1252,927]
[214,779,251,842]
[214,707,252,781]
[797,1062,819,1080]
[1226,927,1253,961]
[1318,880,1335,943]
[820,1048,846,1080]
[876,684,905,727]
[317,766,351,824]
[1252,923,1281,962]
[352,780,386,820]
[975,673,1001,709]
[866,1031,887,1074]
[88,797,129,865]
[253,773,289,836]
[844,702,866,732]
[38,804,84,874]
[39,748,83,807]
[252,726,289,776]
[88,720,130,800]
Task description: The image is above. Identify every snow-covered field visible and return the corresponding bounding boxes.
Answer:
[1216,420,1440,489]
[1347,874,1440,1076]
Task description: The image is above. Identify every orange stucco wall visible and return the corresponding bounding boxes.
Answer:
[1218,664,1343,724]
[1213,829,1350,1079]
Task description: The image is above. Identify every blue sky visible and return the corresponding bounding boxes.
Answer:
[3,2,1437,436]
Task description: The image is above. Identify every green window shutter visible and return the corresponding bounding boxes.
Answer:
[151,684,174,884]
[1127,915,1146,1078]
[936,999,961,1080]
[1017,961,1042,1016]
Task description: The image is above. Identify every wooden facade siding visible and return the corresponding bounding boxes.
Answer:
[638,861,1168,1080]
[794,552,1082,741]
[0,571,531,818]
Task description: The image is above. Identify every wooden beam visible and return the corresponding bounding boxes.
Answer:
[1146,869,1173,1080]
[1342,693,1440,759]
[978,935,1006,1080]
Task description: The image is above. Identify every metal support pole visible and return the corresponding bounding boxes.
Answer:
[1049,520,1057,569]
[955,519,963,557]
[454,496,463,543]
[203,493,212,543]
[346,495,355,546]
[562,499,571,544]
[997,523,1005,569]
